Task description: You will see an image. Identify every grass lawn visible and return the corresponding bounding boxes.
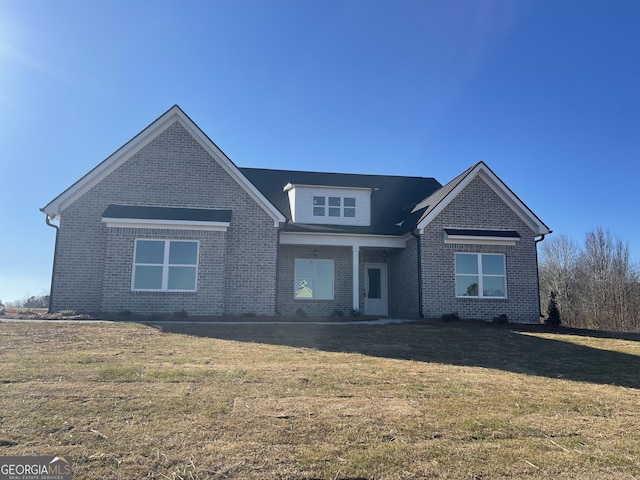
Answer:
[0,319,639,479]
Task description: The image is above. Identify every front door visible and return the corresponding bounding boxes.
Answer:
[364,263,388,316]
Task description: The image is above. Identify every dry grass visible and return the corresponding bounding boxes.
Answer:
[0,319,639,479]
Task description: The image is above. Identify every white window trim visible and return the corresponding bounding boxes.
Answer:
[103,218,229,231]
[294,258,335,300]
[455,253,507,299]
[132,239,199,292]
[312,195,357,218]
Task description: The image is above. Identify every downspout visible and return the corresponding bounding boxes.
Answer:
[534,232,551,321]
[411,230,424,319]
[44,214,60,314]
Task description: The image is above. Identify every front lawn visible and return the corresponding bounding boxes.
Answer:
[0,320,638,479]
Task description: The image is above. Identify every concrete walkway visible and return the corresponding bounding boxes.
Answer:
[1,317,419,326]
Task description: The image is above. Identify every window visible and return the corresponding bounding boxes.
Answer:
[312,196,356,218]
[294,259,334,299]
[313,196,326,216]
[455,253,506,298]
[133,240,198,291]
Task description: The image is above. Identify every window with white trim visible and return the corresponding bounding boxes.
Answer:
[132,240,198,292]
[313,196,356,218]
[294,259,334,300]
[455,253,506,298]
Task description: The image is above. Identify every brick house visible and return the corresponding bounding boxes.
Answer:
[41,105,551,322]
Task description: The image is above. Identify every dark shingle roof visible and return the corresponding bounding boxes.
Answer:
[103,204,232,223]
[444,229,520,238]
[240,168,442,235]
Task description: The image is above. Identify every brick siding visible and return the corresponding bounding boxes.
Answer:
[51,121,278,315]
[421,175,541,323]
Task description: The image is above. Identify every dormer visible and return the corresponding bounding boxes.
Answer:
[284,183,371,226]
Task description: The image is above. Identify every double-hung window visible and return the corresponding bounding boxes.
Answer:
[294,259,334,299]
[455,253,506,298]
[133,240,198,292]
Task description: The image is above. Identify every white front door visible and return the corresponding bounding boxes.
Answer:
[364,263,388,316]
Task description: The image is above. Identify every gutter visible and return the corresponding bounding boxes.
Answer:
[534,231,552,321]
[44,214,60,314]
[411,230,424,319]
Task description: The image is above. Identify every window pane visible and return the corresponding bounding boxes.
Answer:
[134,265,163,290]
[344,208,356,217]
[314,280,333,299]
[482,255,505,275]
[135,240,165,264]
[344,197,356,207]
[295,279,314,298]
[169,242,197,265]
[367,268,381,299]
[168,266,196,290]
[313,206,325,216]
[483,277,505,297]
[455,254,478,274]
[295,259,313,278]
[328,197,341,206]
[328,207,341,217]
[456,276,479,296]
[313,196,325,206]
[315,260,333,279]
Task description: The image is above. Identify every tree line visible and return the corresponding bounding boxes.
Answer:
[539,227,640,332]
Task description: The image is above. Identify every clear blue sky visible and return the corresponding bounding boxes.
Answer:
[1,0,639,303]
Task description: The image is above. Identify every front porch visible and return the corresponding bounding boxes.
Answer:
[276,232,414,317]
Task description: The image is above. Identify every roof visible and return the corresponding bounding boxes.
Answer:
[102,204,232,223]
[240,168,442,235]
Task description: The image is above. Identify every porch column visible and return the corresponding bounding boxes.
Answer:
[352,245,359,311]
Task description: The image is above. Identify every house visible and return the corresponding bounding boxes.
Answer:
[41,105,551,322]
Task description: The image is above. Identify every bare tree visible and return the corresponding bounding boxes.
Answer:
[539,234,580,326]
[540,228,640,332]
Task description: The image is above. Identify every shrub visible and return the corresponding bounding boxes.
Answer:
[58,310,77,317]
[331,309,344,318]
[350,308,361,318]
[295,308,307,318]
[492,314,509,325]
[173,310,189,318]
[441,312,460,322]
[118,309,132,317]
[545,291,561,327]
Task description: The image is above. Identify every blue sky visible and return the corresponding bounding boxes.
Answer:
[1,0,639,303]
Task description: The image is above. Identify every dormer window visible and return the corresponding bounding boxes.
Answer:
[313,196,357,218]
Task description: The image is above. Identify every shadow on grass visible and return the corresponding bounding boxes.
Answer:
[150,320,640,389]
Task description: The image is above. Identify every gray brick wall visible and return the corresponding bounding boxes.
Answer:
[388,236,420,318]
[421,175,541,323]
[51,121,278,315]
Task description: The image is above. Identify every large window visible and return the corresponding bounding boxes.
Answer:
[313,196,356,218]
[132,240,198,292]
[294,259,334,300]
[455,253,506,298]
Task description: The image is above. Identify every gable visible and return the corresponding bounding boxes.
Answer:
[414,162,551,237]
[41,105,285,226]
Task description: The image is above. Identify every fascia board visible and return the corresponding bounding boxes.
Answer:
[280,231,407,249]
[416,163,551,236]
[42,106,184,217]
[283,183,372,192]
[42,106,286,227]
[177,110,286,227]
